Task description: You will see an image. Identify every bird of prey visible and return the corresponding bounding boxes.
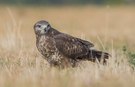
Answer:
[34,20,110,68]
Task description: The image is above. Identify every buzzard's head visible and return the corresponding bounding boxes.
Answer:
[34,20,51,35]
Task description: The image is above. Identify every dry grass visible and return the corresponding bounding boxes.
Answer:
[0,6,135,87]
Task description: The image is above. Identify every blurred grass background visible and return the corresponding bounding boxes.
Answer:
[0,0,135,5]
[0,0,135,87]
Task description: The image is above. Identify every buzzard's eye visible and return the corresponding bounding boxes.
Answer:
[37,25,41,28]
[47,24,50,28]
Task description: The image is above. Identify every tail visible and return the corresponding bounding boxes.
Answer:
[88,50,110,63]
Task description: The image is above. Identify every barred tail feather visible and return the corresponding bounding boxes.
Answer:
[89,50,110,63]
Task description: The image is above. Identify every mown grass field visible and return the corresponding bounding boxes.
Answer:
[0,6,135,87]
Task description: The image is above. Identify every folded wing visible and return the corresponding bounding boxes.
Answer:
[54,33,94,59]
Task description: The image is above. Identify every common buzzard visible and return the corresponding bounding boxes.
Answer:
[34,20,110,68]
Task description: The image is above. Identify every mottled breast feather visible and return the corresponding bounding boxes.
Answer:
[36,35,56,59]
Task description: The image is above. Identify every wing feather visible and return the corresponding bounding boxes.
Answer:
[54,33,94,59]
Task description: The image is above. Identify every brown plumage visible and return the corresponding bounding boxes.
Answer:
[34,20,110,68]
